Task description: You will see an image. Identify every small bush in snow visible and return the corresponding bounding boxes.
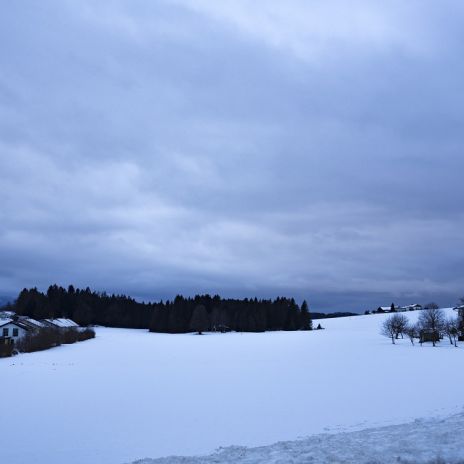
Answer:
[78,327,96,341]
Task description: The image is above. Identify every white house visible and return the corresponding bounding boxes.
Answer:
[0,319,30,344]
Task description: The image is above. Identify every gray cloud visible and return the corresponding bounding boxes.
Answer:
[1,1,464,311]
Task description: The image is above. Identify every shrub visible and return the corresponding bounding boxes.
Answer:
[61,328,79,344]
[0,342,14,358]
[17,328,62,353]
[78,328,96,341]
[13,326,95,354]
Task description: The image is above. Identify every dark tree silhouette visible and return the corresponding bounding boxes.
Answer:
[381,316,397,344]
[11,286,323,334]
[190,305,209,334]
[300,300,312,330]
[424,302,439,310]
[418,307,445,347]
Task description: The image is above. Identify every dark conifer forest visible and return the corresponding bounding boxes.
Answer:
[8,285,316,333]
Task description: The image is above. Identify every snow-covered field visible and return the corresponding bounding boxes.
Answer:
[1,309,463,464]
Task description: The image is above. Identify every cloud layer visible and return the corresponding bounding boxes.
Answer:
[1,1,464,311]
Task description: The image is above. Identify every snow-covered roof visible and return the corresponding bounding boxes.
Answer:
[0,318,13,327]
[19,318,46,329]
[0,319,28,329]
[400,304,422,310]
[43,318,79,328]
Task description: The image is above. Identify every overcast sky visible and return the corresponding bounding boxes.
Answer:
[1,1,464,311]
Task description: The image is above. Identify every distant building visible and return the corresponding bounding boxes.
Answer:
[0,319,31,344]
[420,329,440,344]
[42,318,79,329]
[17,317,46,331]
[400,304,422,312]
[456,306,464,341]
[376,306,399,313]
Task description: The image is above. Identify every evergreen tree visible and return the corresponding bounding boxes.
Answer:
[300,300,312,330]
[189,305,209,334]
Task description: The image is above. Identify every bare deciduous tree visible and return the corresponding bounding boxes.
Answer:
[404,323,419,346]
[391,313,408,339]
[381,313,408,344]
[443,317,459,347]
[424,302,439,310]
[418,307,445,347]
[381,316,396,344]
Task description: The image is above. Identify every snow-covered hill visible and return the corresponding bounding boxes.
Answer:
[1,308,462,464]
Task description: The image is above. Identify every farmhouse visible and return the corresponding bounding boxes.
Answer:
[0,319,30,344]
[400,304,422,312]
[376,305,399,313]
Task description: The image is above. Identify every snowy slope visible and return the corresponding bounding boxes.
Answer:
[0,308,462,464]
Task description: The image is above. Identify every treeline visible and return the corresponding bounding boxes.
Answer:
[9,285,313,333]
[12,285,152,329]
[149,295,312,333]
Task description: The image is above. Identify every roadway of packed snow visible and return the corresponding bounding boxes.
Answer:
[1,308,463,464]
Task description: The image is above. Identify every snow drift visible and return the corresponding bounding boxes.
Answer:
[130,412,464,464]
